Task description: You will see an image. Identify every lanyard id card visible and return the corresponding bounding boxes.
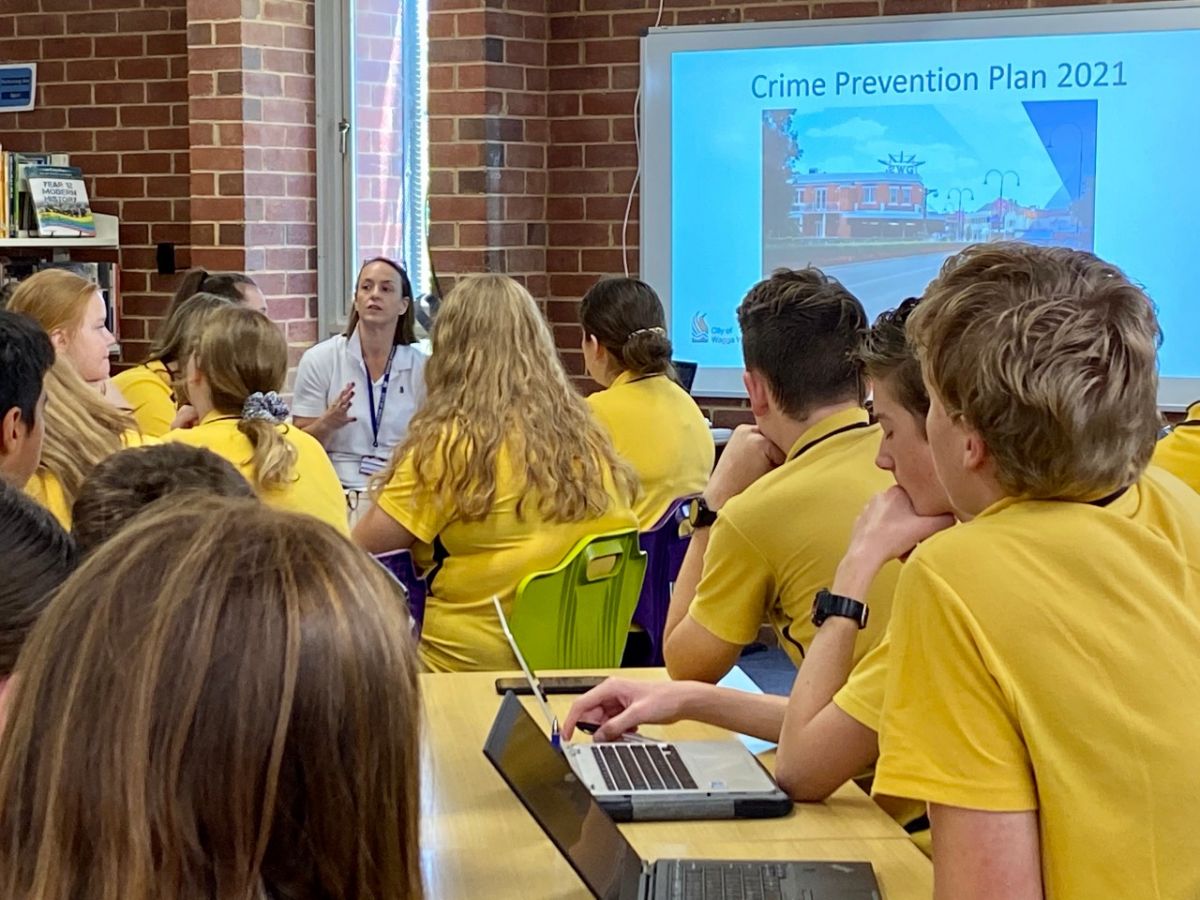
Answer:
[359,454,389,477]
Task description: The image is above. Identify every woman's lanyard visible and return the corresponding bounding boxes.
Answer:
[364,345,398,450]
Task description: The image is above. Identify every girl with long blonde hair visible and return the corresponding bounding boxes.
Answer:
[165,305,348,533]
[354,274,638,672]
[0,497,423,900]
[24,360,149,527]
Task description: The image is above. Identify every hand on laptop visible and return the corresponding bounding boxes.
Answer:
[704,425,786,511]
[563,678,697,742]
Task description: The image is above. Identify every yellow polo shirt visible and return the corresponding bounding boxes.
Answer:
[113,361,176,438]
[165,413,348,535]
[587,371,714,529]
[875,468,1200,897]
[686,407,898,669]
[378,433,638,673]
[1153,402,1199,493]
[25,430,156,528]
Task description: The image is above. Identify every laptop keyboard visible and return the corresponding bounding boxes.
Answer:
[665,861,789,900]
[593,743,698,791]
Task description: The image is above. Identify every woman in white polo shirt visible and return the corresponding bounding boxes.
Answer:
[292,258,427,517]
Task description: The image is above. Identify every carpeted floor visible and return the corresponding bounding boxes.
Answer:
[737,643,797,696]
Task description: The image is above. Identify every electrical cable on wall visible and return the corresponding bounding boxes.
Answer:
[621,0,667,278]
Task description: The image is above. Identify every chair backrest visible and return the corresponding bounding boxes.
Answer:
[373,548,427,636]
[508,529,647,670]
[630,496,696,666]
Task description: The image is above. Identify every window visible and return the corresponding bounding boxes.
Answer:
[901,186,912,204]
[813,187,827,209]
[862,185,875,203]
[316,0,428,337]
[889,186,899,204]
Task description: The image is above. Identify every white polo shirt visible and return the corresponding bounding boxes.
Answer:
[292,331,428,489]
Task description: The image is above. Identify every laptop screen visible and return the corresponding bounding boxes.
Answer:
[483,693,644,900]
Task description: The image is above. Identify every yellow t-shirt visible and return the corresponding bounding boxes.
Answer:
[686,408,898,669]
[875,468,1200,898]
[165,413,348,535]
[112,361,177,438]
[24,430,156,528]
[378,434,638,673]
[587,371,714,529]
[1152,402,1200,493]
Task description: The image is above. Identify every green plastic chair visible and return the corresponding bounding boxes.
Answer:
[508,528,648,670]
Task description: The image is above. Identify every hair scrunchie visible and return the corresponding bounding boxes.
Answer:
[627,326,666,340]
[242,391,289,424]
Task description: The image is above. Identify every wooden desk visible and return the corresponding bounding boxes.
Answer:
[421,670,932,899]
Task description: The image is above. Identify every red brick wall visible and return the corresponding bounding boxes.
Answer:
[0,0,191,361]
[427,0,1159,423]
[0,0,317,373]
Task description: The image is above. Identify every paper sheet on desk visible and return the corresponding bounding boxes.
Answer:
[717,666,778,756]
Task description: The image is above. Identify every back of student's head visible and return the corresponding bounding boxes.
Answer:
[38,361,138,507]
[857,297,928,430]
[167,268,260,318]
[0,483,77,679]
[145,291,235,369]
[579,278,672,377]
[0,311,55,485]
[72,444,254,555]
[909,242,1161,500]
[737,268,867,418]
[5,269,96,337]
[0,497,422,900]
[384,273,635,522]
[192,305,296,491]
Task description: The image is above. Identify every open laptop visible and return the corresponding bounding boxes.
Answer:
[672,359,698,394]
[492,599,792,821]
[484,692,881,900]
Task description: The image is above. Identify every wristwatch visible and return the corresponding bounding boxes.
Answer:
[686,496,719,530]
[811,588,869,629]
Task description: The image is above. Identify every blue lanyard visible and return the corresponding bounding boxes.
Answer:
[364,345,398,449]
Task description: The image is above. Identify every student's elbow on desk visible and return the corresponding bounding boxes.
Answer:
[662,618,741,683]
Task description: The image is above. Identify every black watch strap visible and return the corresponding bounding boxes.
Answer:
[688,496,718,529]
[811,588,869,630]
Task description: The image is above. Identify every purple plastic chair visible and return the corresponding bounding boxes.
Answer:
[373,549,427,637]
[628,496,697,666]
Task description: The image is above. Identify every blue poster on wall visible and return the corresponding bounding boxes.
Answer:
[0,65,36,112]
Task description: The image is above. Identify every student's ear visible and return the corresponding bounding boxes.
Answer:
[744,369,771,418]
[48,328,69,354]
[962,427,991,473]
[0,407,22,457]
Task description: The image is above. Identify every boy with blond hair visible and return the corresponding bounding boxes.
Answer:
[874,244,1200,898]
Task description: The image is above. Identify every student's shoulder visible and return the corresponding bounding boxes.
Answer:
[112,363,162,388]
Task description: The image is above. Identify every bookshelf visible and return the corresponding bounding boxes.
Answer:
[0,212,118,258]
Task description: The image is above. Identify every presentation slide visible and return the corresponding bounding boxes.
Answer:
[663,24,1200,397]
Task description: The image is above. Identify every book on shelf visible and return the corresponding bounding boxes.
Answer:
[0,149,72,239]
[26,165,95,237]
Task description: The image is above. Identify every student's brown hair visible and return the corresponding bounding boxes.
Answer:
[909,242,1161,500]
[579,277,672,377]
[71,444,254,555]
[167,268,258,318]
[0,482,77,677]
[856,297,929,433]
[737,268,867,418]
[0,497,423,900]
[192,305,297,491]
[343,257,417,346]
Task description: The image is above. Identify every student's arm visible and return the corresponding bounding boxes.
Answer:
[929,806,1043,900]
[352,503,417,554]
[562,678,787,743]
[662,426,785,681]
[775,487,953,800]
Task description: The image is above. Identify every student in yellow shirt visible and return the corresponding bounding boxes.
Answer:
[565,300,953,822]
[580,277,714,529]
[662,268,898,683]
[353,274,639,673]
[112,292,235,436]
[874,244,1200,898]
[7,269,124,405]
[25,361,150,528]
[165,306,348,534]
[1153,402,1199,492]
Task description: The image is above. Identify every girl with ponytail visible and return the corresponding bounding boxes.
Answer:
[165,306,347,533]
[580,277,714,529]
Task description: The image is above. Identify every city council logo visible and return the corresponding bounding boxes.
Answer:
[691,312,709,343]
